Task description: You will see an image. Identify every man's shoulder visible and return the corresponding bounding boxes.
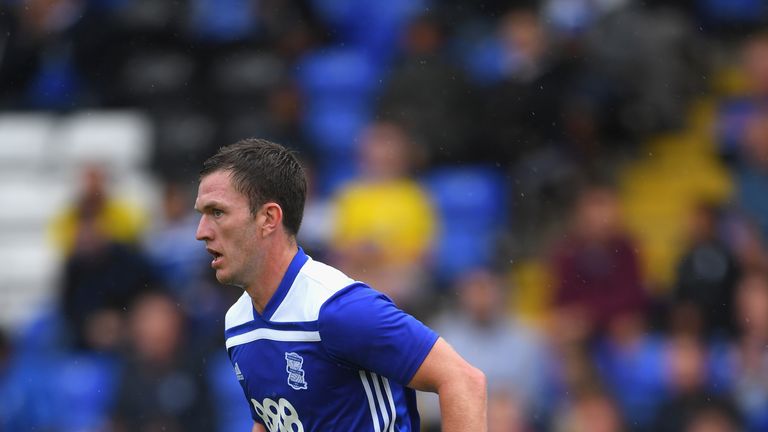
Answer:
[270,257,359,323]
[300,258,355,290]
[225,291,253,331]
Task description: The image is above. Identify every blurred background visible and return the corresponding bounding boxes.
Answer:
[1,0,768,431]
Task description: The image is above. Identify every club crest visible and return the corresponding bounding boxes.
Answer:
[285,352,308,390]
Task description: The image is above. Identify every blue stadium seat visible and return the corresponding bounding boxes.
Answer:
[0,350,117,431]
[14,307,70,359]
[51,354,120,432]
[304,102,370,155]
[423,166,508,281]
[699,0,767,24]
[593,336,667,429]
[188,0,259,42]
[296,48,378,100]
[462,38,508,86]
[0,354,60,430]
[309,0,357,32]
[296,47,380,188]
[309,0,429,63]
[207,350,254,432]
[1,309,66,430]
[24,51,83,110]
[301,99,368,195]
[345,0,428,64]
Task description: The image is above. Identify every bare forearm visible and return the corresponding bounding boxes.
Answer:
[437,368,487,432]
[408,338,488,431]
[252,422,265,432]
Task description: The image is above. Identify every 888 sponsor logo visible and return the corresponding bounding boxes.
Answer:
[251,397,304,432]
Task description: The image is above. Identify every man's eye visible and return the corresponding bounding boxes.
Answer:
[212,209,224,217]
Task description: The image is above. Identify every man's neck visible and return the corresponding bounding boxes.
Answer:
[247,240,299,315]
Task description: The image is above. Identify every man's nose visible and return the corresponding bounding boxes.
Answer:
[195,215,212,241]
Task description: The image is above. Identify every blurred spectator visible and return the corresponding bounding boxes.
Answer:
[717,31,768,163]
[740,30,768,97]
[261,81,307,151]
[546,183,651,430]
[488,390,531,432]
[726,272,768,431]
[733,105,768,244]
[553,386,626,432]
[0,330,12,422]
[377,12,478,164]
[330,120,436,311]
[725,213,768,274]
[111,291,214,432]
[592,313,666,431]
[672,202,741,338]
[144,181,208,294]
[61,210,158,351]
[480,7,572,164]
[143,180,231,344]
[0,330,10,373]
[0,0,87,109]
[427,269,550,427]
[581,0,703,138]
[652,333,736,432]
[50,164,146,255]
[719,32,768,247]
[683,400,743,432]
[296,156,334,259]
[550,183,648,342]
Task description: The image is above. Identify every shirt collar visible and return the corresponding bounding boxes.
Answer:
[258,246,309,320]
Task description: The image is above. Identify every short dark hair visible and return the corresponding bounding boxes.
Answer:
[200,138,307,236]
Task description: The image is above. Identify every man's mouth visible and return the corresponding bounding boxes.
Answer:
[207,248,223,266]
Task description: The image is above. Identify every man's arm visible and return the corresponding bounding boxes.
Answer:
[408,337,487,432]
[252,422,265,432]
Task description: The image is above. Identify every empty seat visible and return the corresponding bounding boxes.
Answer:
[296,48,378,99]
[56,111,152,171]
[116,51,197,106]
[309,0,427,62]
[211,51,283,94]
[0,281,53,330]
[425,166,507,224]
[303,103,369,155]
[188,0,258,42]
[423,166,509,281]
[0,232,59,329]
[0,113,55,169]
[0,177,69,227]
[0,235,58,281]
[152,109,216,176]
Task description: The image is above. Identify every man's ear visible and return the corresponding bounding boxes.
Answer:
[259,202,283,238]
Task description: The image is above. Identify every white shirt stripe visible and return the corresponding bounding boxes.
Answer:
[371,373,391,430]
[359,371,382,432]
[382,376,397,432]
[225,328,320,350]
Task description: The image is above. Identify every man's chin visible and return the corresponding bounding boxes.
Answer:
[216,272,244,288]
[215,271,231,285]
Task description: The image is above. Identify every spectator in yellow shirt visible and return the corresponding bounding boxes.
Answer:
[331,121,436,312]
[49,164,146,255]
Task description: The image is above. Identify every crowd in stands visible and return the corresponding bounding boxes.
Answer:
[2,0,768,431]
